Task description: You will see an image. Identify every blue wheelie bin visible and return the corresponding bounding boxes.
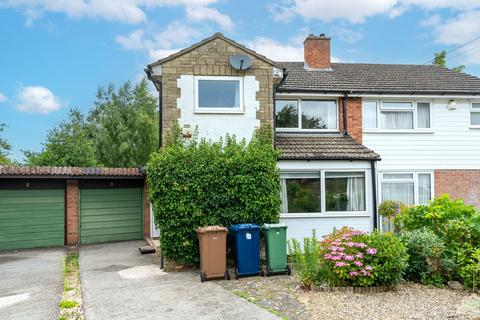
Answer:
[229,224,262,279]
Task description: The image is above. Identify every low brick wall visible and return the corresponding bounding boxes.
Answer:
[434,170,480,208]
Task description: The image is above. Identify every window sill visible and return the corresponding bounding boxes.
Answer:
[363,130,433,134]
[194,108,244,114]
[280,212,371,219]
[469,126,480,129]
[276,129,340,133]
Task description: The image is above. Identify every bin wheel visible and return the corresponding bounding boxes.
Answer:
[265,266,270,277]
[225,271,230,280]
[200,272,206,282]
[286,265,292,276]
[260,268,264,277]
[235,268,239,280]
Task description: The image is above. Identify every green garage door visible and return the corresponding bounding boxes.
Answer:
[0,189,65,251]
[79,188,143,244]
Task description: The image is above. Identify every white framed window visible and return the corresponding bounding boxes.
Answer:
[280,170,367,216]
[470,102,480,127]
[276,99,338,131]
[194,76,243,113]
[363,100,431,131]
[379,172,433,206]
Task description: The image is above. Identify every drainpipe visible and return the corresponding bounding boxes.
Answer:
[272,83,277,149]
[371,160,378,230]
[145,68,163,149]
[342,92,349,136]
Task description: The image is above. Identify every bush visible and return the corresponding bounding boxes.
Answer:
[290,227,408,288]
[402,228,455,286]
[396,195,480,288]
[147,129,281,265]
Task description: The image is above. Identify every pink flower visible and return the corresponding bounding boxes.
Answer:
[324,254,333,260]
[343,255,355,261]
[360,269,372,277]
[331,255,341,260]
[335,261,347,267]
[337,247,345,252]
[354,260,363,267]
[351,230,366,236]
[345,242,355,247]
[365,265,373,271]
[366,248,377,255]
[349,271,359,277]
[355,253,364,259]
[331,241,340,246]
[354,242,367,248]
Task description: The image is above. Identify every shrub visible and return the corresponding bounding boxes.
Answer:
[291,228,408,288]
[396,195,480,288]
[147,128,281,265]
[402,228,454,286]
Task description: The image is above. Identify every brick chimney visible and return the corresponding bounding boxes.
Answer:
[304,34,331,69]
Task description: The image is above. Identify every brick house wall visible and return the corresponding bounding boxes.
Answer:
[66,179,79,245]
[338,97,363,144]
[159,37,276,146]
[434,170,480,208]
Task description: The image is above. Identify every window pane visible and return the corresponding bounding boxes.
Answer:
[285,178,321,213]
[381,102,413,110]
[198,80,239,108]
[472,103,480,109]
[380,111,413,129]
[417,103,431,128]
[418,174,432,205]
[326,172,365,211]
[381,182,414,205]
[363,101,378,129]
[471,112,480,126]
[276,100,298,128]
[301,100,337,129]
[383,173,414,179]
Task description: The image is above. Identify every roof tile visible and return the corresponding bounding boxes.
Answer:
[0,166,144,177]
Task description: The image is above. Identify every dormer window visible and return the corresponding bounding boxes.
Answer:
[275,99,338,131]
[194,76,243,113]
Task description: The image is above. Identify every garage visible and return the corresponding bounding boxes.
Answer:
[0,180,65,251]
[79,180,144,244]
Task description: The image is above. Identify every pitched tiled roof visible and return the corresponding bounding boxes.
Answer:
[276,133,380,161]
[0,166,144,177]
[277,62,480,95]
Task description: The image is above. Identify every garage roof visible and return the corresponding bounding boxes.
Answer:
[0,166,144,177]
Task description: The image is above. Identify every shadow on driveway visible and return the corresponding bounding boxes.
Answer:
[80,240,279,320]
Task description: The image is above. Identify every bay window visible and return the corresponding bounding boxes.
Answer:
[379,172,432,206]
[471,102,480,127]
[280,171,367,215]
[362,101,431,130]
[276,99,338,131]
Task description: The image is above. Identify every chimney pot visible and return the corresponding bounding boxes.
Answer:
[304,33,331,69]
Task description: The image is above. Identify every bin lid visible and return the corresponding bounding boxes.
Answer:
[229,223,260,231]
[262,223,287,230]
[196,226,228,234]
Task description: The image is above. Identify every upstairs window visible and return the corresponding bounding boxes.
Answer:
[471,102,480,127]
[195,76,242,113]
[363,101,431,130]
[276,99,338,131]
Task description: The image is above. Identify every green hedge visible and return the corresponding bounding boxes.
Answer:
[147,130,281,265]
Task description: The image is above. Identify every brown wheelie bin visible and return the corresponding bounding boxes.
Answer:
[196,226,230,282]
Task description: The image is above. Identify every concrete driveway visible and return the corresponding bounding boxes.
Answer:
[0,248,64,320]
[80,241,279,320]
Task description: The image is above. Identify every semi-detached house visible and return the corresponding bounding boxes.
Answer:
[146,32,480,241]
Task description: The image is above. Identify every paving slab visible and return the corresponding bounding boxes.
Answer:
[0,248,64,320]
[80,241,279,320]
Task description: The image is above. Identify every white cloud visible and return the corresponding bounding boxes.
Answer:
[246,36,340,62]
[15,86,63,114]
[0,92,7,102]
[115,21,200,60]
[3,0,233,30]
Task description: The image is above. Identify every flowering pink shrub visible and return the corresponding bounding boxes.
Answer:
[321,227,378,287]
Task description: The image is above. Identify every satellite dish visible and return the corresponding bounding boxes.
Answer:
[229,54,252,70]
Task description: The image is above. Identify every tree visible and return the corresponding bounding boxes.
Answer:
[434,50,465,73]
[0,123,12,164]
[23,108,99,167]
[88,78,158,167]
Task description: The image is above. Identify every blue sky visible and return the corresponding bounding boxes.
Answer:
[2,0,480,162]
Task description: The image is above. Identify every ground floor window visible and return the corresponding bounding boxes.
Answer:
[379,172,432,205]
[280,171,367,215]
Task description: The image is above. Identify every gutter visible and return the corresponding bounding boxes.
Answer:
[275,89,480,97]
[145,68,163,149]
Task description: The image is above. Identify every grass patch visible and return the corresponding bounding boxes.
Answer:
[232,289,287,319]
[59,300,78,309]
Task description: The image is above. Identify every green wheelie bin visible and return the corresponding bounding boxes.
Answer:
[262,223,291,276]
